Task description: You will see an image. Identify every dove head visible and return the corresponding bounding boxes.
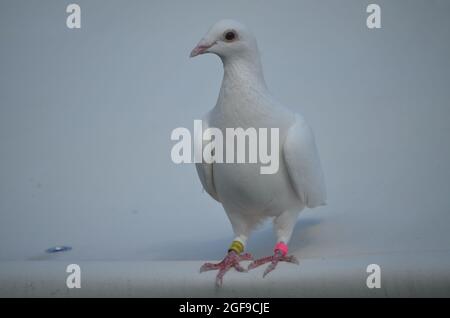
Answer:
[190,19,259,62]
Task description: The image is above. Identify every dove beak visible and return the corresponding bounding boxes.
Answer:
[190,41,216,58]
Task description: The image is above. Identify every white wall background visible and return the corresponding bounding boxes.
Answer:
[1,0,450,265]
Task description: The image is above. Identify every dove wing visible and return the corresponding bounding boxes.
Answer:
[195,114,221,202]
[283,114,327,208]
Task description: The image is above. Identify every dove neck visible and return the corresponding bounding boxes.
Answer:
[221,55,268,93]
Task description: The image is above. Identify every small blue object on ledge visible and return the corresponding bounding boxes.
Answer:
[46,246,72,253]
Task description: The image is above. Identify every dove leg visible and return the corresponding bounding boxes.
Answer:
[273,208,300,244]
[200,212,255,287]
[199,237,253,287]
[248,209,300,277]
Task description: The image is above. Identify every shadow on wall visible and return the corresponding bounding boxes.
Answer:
[146,217,322,261]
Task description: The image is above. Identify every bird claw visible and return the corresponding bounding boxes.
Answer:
[199,262,220,273]
[248,251,299,277]
[200,251,253,287]
[239,252,253,261]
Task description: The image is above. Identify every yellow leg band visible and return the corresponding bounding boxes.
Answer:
[228,240,244,254]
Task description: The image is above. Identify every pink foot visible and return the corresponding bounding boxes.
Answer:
[248,250,299,277]
[200,251,253,287]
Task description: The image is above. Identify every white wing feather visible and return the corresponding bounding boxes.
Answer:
[195,114,221,202]
[283,115,327,208]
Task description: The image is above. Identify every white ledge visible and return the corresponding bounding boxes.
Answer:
[1,250,450,297]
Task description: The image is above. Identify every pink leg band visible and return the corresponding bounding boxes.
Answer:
[274,242,288,256]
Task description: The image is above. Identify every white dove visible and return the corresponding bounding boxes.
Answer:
[190,19,326,286]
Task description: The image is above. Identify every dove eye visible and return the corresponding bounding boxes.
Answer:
[224,30,237,42]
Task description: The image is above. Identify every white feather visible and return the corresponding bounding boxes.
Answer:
[195,113,221,202]
[283,115,327,208]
